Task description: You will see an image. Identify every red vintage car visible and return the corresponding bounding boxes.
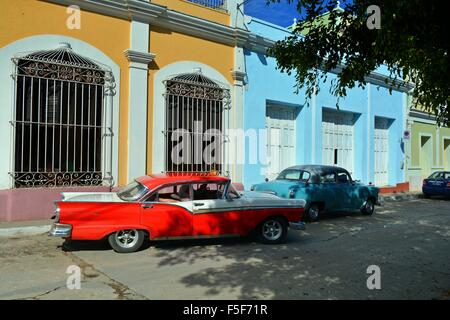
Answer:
[49,174,305,253]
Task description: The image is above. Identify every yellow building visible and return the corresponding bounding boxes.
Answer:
[405,97,450,190]
[0,0,257,220]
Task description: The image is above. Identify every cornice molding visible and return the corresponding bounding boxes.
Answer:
[230,70,247,85]
[42,0,414,92]
[124,49,155,66]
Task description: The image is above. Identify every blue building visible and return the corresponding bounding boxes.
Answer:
[242,16,412,189]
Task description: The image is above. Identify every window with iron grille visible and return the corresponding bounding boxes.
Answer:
[10,44,113,188]
[164,72,230,175]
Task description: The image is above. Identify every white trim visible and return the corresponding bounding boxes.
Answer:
[126,21,151,183]
[124,49,155,69]
[0,35,120,189]
[311,85,317,163]
[152,61,232,175]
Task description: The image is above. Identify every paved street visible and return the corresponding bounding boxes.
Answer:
[1,198,449,300]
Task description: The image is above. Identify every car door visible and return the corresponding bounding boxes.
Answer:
[139,184,194,239]
[191,182,242,236]
[336,170,361,210]
[317,171,339,212]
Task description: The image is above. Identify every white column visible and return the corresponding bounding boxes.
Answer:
[124,21,155,182]
[230,69,246,183]
[367,83,372,182]
[228,0,246,183]
[311,86,317,163]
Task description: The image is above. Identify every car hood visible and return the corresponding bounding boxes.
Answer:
[61,192,125,203]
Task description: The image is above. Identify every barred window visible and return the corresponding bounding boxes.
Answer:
[10,43,111,188]
[164,71,230,174]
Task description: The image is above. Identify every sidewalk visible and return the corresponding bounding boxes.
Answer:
[378,191,424,204]
[0,219,51,238]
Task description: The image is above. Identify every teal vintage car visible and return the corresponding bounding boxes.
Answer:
[251,165,379,221]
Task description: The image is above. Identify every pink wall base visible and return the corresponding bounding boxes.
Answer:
[0,187,111,221]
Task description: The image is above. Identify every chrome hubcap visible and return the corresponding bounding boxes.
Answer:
[309,207,319,219]
[366,201,374,212]
[262,220,282,240]
[115,230,138,248]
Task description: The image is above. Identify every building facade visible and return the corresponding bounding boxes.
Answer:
[242,17,413,189]
[0,0,253,221]
[1,0,442,222]
[405,107,450,191]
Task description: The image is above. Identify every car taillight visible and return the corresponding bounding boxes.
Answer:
[289,189,295,198]
[447,182,450,187]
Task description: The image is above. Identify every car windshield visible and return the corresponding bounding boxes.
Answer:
[276,169,310,182]
[117,180,148,201]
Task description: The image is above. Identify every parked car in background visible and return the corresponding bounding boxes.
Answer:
[49,173,306,253]
[251,165,379,222]
[422,171,450,198]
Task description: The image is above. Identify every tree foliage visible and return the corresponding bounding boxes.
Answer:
[267,0,450,125]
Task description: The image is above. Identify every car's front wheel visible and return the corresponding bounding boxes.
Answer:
[361,198,375,215]
[257,217,288,244]
[108,229,145,253]
[306,204,321,222]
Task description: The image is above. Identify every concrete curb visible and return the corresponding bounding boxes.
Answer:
[0,225,51,238]
[378,192,424,205]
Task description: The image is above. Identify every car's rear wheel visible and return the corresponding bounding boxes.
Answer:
[108,229,145,253]
[361,198,375,215]
[257,217,288,244]
[307,204,321,222]
[423,193,431,199]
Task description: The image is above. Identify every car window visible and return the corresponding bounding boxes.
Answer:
[276,169,310,181]
[337,172,351,183]
[429,172,443,179]
[445,173,450,179]
[146,184,192,203]
[321,172,336,183]
[226,183,241,200]
[192,182,226,200]
[117,181,148,201]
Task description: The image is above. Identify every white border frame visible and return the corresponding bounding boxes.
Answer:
[0,35,120,189]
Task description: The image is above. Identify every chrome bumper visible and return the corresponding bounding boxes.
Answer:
[289,221,306,230]
[48,223,72,237]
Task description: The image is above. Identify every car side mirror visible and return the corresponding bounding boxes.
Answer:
[265,178,269,182]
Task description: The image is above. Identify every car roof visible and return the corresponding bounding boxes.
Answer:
[136,173,230,189]
[284,164,349,174]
